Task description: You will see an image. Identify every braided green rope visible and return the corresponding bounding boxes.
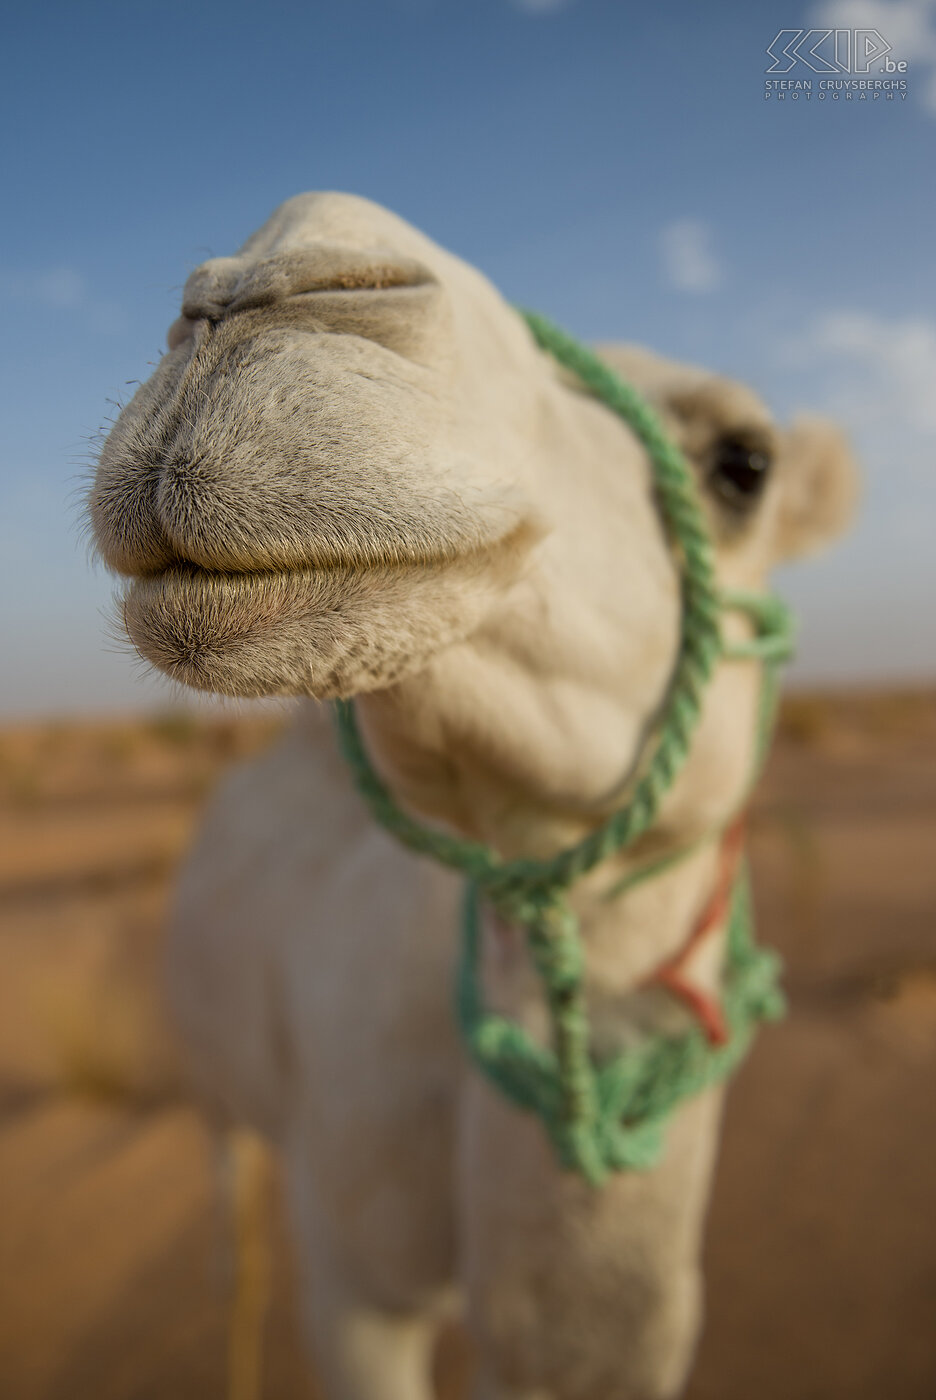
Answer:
[332,310,795,1184]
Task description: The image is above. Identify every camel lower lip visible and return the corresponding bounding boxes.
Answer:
[116,518,533,701]
[122,563,357,697]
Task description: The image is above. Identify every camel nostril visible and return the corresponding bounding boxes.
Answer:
[177,248,437,336]
[167,315,202,351]
[180,255,247,321]
[219,246,436,315]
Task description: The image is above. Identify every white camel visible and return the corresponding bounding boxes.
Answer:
[90,192,856,1400]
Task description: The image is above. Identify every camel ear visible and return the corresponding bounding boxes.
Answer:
[774,415,860,560]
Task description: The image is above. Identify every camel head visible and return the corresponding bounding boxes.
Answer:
[90,193,857,766]
[91,192,552,698]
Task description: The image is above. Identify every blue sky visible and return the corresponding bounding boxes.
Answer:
[2,0,934,715]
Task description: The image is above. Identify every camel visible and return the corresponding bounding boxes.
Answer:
[89,192,857,1400]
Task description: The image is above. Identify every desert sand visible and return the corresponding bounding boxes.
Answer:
[1,693,934,1400]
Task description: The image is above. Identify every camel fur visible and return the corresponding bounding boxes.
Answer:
[90,192,857,1400]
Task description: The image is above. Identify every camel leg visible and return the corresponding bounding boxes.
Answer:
[470,1373,553,1400]
[283,1155,441,1400]
[299,1265,440,1400]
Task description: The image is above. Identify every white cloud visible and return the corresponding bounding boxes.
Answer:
[771,307,936,681]
[0,265,126,334]
[809,0,936,111]
[34,267,87,308]
[509,0,574,11]
[781,309,936,438]
[658,219,723,294]
[1,265,87,307]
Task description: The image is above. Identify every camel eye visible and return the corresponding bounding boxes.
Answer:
[708,436,772,511]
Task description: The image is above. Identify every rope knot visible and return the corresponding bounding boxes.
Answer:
[527,899,584,996]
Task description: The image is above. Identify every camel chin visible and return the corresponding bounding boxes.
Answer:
[122,564,331,698]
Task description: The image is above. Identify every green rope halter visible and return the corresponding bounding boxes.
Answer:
[332,310,794,1184]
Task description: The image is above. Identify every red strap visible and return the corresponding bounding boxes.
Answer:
[643,817,746,1047]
